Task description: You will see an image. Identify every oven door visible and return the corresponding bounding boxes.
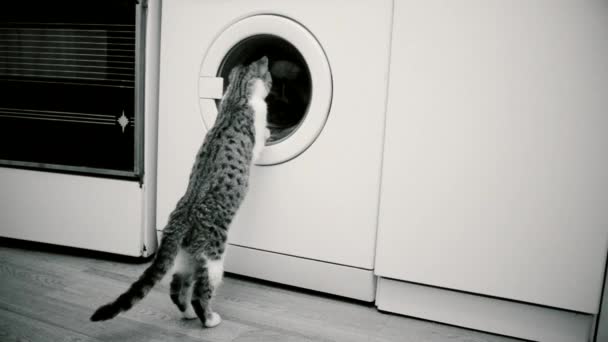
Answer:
[0,0,145,180]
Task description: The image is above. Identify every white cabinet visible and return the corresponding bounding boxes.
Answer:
[375,1,608,340]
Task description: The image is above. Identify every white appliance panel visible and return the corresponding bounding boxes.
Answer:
[158,0,392,270]
[0,168,146,256]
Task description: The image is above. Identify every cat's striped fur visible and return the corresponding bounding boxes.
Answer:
[90,56,272,328]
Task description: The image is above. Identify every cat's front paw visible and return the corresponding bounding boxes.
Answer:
[264,128,271,141]
[204,312,222,328]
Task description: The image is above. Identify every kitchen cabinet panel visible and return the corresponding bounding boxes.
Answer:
[376,0,608,314]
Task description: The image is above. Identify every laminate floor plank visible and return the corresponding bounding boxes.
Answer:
[0,307,103,342]
[0,274,215,342]
[0,243,522,342]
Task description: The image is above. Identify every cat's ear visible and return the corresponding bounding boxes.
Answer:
[257,56,269,74]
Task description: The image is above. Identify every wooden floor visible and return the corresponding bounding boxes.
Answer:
[0,241,524,342]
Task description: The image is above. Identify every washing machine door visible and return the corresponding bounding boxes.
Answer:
[198,15,332,165]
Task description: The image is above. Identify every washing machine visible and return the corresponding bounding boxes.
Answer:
[157,0,393,301]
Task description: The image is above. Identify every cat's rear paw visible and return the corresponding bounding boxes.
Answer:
[204,312,222,328]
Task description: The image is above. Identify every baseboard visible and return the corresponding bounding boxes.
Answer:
[376,277,593,342]
[224,244,376,302]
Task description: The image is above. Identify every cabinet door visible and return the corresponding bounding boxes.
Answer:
[376,0,608,313]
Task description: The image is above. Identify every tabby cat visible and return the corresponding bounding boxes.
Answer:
[90,56,273,328]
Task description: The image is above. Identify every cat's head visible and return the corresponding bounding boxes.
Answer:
[227,56,273,99]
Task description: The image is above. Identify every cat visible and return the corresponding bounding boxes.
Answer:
[90,56,272,328]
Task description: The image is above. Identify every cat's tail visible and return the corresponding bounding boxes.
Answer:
[90,219,186,322]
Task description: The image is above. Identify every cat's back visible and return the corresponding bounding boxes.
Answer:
[188,108,254,193]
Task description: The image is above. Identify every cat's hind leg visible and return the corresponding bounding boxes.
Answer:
[169,249,197,319]
[170,273,196,319]
[190,259,222,328]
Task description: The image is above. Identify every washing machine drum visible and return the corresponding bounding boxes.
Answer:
[198,15,332,166]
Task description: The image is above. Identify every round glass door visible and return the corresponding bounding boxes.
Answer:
[217,35,312,145]
[199,15,332,165]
